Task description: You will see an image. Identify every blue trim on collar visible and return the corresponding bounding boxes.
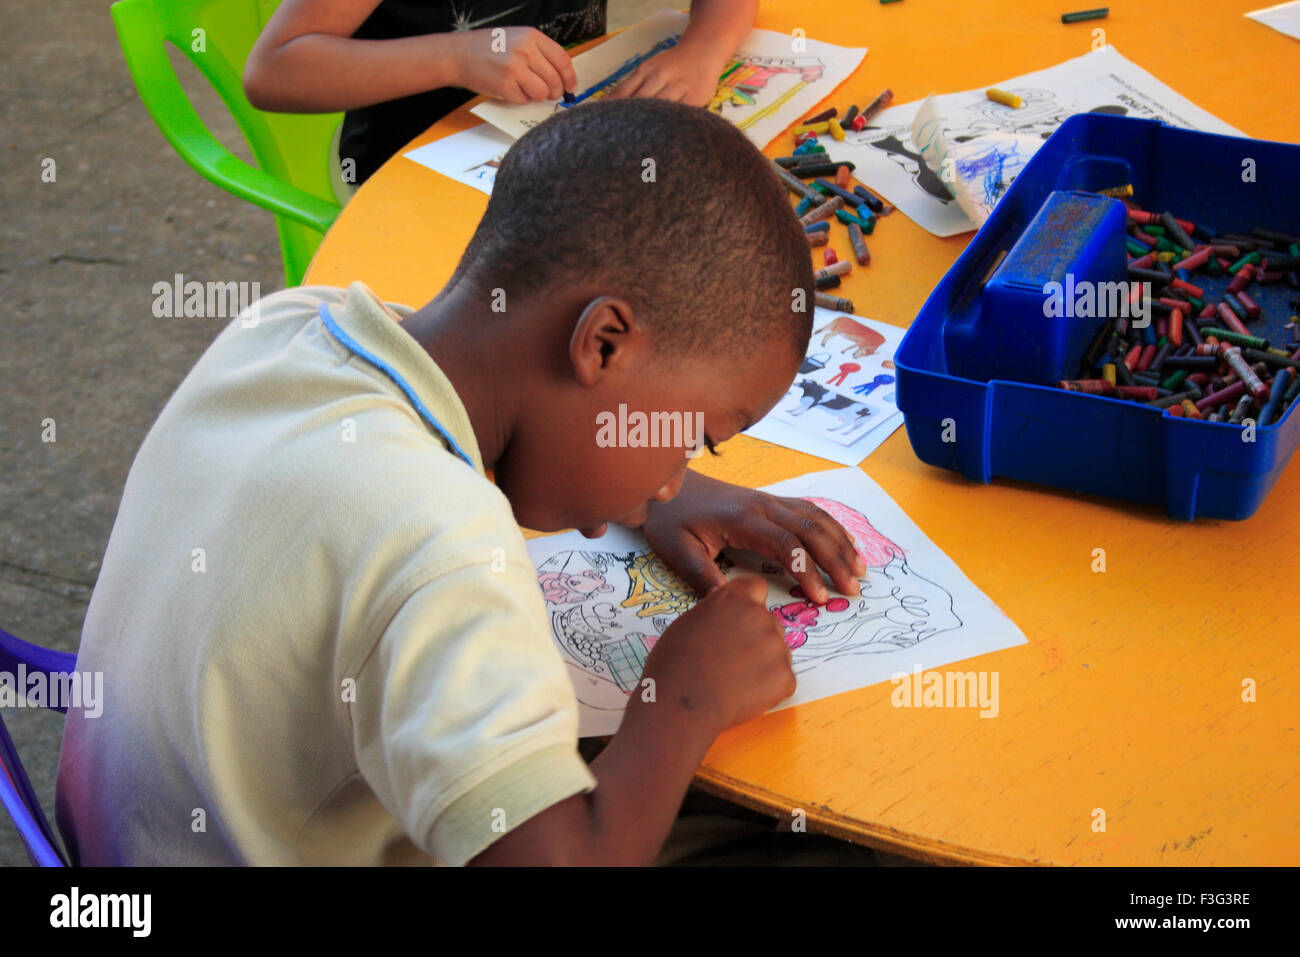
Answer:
[318,302,475,470]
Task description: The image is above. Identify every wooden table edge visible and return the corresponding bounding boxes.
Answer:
[692,767,1050,867]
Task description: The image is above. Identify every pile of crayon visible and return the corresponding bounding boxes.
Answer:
[1066,198,1300,426]
[769,91,895,315]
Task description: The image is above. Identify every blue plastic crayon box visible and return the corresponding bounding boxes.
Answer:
[896,114,1300,520]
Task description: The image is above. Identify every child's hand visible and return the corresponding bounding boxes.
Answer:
[452,27,576,104]
[635,575,795,733]
[641,471,866,602]
[606,42,722,106]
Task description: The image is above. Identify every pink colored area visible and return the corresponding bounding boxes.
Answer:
[770,585,850,649]
[803,497,904,570]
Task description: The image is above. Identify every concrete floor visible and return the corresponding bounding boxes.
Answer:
[0,0,714,868]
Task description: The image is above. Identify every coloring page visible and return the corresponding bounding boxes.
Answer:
[745,308,904,465]
[403,123,515,195]
[1247,1,1300,41]
[527,468,1027,736]
[471,9,865,149]
[826,46,1242,237]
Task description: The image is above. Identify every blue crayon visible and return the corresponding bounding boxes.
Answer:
[852,185,885,213]
[1258,368,1292,426]
[562,36,678,107]
[803,221,831,234]
[562,91,576,104]
[811,177,864,208]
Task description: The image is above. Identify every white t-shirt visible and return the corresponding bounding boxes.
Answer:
[56,282,597,865]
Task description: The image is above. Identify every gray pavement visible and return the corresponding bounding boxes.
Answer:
[0,0,674,868]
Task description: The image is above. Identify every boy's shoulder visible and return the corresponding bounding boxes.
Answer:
[134,279,522,588]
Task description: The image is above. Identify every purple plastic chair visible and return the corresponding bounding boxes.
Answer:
[0,628,76,866]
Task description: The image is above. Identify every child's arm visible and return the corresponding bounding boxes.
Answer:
[243,0,577,113]
[609,0,759,105]
[467,576,792,866]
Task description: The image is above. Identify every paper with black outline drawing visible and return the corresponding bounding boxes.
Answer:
[1247,1,1300,40]
[745,308,904,466]
[403,124,515,195]
[470,8,866,149]
[825,45,1241,238]
[528,467,1027,737]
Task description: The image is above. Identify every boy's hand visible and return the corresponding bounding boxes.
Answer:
[607,42,723,106]
[640,471,866,603]
[453,27,577,104]
[634,575,795,733]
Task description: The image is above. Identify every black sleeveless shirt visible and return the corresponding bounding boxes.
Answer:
[340,1,607,183]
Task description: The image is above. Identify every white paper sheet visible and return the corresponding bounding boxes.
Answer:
[471,8,866,149]
[1247,1,1300,40]
[745,307,904,466]
[528,467,1027,736]
[911,95,1044,230]
[826,46,1242,237]
[402,123,515,195]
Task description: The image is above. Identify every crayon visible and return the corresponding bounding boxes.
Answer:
[847,222,871,266]
[814,177,865,207]
[1062,8,1108,24]
[1160,212,1196,252]
[773,162,821,201]
[1222,347,1270,401]
[859,89,893,125]
[790,162,857,179]
[802,107,837,124]
[792,121,831,136]
[815,292,854,313]
[1258,369,1293,426]
[814,260,852,281]
[986,88,1022,109]
[798,195,844,225]
[852,186,885,213]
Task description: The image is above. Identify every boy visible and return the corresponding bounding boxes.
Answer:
[244,0,758,183]
[56,100,866,865]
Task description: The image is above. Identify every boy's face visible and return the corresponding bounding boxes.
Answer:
[497,317,801,536]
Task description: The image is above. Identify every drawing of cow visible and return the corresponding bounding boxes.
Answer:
[787,379,874,434]
[814,316,886,359]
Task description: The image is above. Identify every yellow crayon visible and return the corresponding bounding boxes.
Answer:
[986,87,1023,108]
[793,121,831,135]
[828,117,846,141]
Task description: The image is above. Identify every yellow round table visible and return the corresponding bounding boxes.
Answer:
[305,0,1300,865]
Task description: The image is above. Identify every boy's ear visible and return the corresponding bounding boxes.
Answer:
[568,296,641,386]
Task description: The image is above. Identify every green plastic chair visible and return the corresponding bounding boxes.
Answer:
[110,0,344,287]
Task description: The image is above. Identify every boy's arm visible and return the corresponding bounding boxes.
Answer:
[610,0,759,105]
[466,689,713,866]
[468,576,792,866]
[243,0,575,113]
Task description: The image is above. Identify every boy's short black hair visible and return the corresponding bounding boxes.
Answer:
[450,98,814,362]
